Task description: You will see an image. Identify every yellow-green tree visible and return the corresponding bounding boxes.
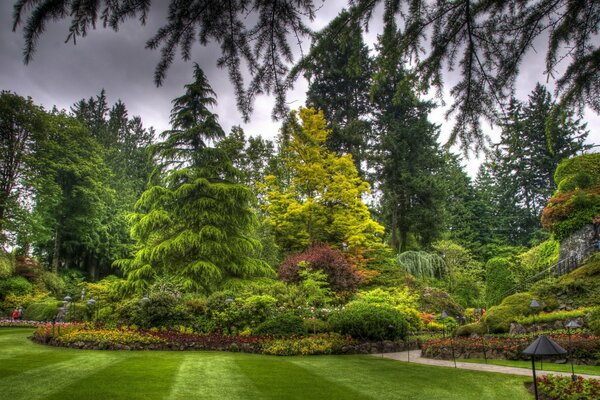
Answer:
[261,108,383,253]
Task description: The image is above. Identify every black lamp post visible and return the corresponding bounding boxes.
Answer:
[529,299,541,368]
[522,335,567,400]
[440,311,457,368]
[225,298,234,334]
[86,298,97,321]
[529,299,540,327]
[63,295,72,322]
[565,320,581,381]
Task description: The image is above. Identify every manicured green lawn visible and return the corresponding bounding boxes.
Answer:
[0,328,532,400]
[461,358,600,376]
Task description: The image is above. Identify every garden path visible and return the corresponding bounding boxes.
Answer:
[376,351,600,380]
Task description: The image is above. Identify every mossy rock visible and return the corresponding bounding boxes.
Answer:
[456,322,483,337]
[481,293,536,333]
[531,253,600,308]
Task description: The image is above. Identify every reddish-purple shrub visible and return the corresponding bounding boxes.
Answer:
[278,244,361,292]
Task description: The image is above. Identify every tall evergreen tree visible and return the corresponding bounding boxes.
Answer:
[116,65,272,292]
[484,84,589,246]
[29,111,114,274]
[370,20,445,252]
[301,11,372,173]
[261,108,384,254]
[0,91,44,247]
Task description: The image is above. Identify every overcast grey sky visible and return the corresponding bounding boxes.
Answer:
[1,1,598,176]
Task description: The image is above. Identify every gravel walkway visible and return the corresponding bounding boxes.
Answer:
[374,351,600,380]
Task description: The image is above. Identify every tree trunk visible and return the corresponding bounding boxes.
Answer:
[87,253,98,281]
[52,228,60,273]
[390,208,400,252]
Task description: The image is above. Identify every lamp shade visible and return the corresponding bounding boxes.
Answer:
[522,335,567,356]
[566,320,581,329]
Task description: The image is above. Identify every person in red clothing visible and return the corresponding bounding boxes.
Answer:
[11,308,20,321]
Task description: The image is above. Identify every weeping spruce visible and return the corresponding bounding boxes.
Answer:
[115,64,272,292]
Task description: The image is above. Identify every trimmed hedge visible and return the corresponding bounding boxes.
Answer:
[329,302,407,341]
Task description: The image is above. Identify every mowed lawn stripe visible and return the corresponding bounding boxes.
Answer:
[288,356,531,400]
[234,355,372,400]
[168,353,261,400]
[0,351,121,400]
[44,352,183,400]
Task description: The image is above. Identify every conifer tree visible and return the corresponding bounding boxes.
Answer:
[261,107,384,254]
[370,20,445,252]
[116,65,272,292]
[301,11,372,174]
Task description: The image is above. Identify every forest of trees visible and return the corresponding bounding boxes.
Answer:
[1,1,598,317]
[1,16,591,294]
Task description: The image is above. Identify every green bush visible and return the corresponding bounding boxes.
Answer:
[117,292,191,328]
[261,333,352,355]
[0,254,14,279]
[589,307,600,335]
[23,301,61,321]
[554,153,600,188]
[455,322,482,337]
[39,271,66,296]
[516,308,589,325]
[0,276,33,299]
[303,318,330,334]
[329,302,407,341]
[481,293,536,333]
[485,257,515,306]
[254,312,306,337]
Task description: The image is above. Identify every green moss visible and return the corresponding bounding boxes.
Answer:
[481,293,536,333]
[531,253,600,308]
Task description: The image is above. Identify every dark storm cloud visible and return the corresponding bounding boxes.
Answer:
[0,1,597,167]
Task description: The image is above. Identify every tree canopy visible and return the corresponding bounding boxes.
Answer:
[12,0,600,153]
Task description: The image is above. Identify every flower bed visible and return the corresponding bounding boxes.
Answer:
[537,374,600,400]
[31,323,409,355]
[421,332,600,362]
[0,319,46,328]
[262,333,354,355]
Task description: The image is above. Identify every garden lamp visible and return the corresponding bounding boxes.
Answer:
[87,298,97,321]
[522,335,567,400]
[565,320,581,381]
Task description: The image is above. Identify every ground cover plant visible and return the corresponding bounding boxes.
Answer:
[537,374,600,400]
[0,328,532,400]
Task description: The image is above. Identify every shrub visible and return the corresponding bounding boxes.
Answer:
[261,333,353,355]
[0,276,33,299]
[23,302,61,321]
[328,302,407,341]
[0,253,14,279]
[14,256,42,280]
[482,293,536,333]
[542,154,600,240]
[397,251,447,279]
[278,244,360,292]
[419,287,464,317]
[303,318,330,334]
[516,308,589,326]
[455,322,482,337]
[537,374,600,400]
[117,292,191,328]
[38,272,66,297]
[485,257,515,306]
[254,312,306,337]
[589,306,600,335]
